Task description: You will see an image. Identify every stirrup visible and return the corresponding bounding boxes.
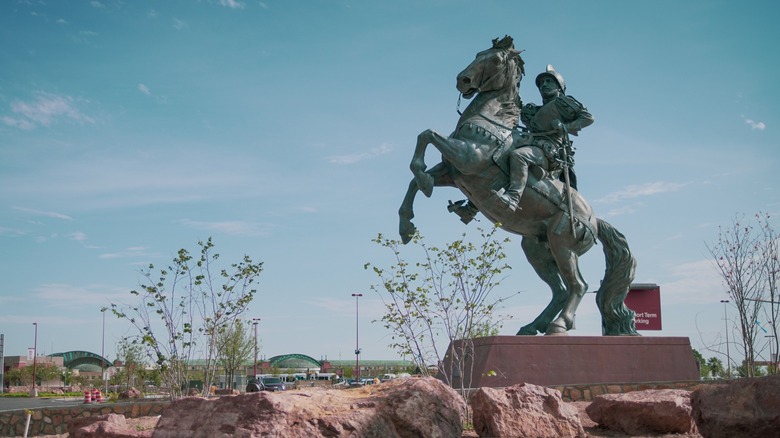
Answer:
[493,189,520,211]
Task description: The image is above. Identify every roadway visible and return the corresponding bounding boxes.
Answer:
[0,397,85,413]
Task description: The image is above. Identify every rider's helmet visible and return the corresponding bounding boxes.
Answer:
[535,64,566,93]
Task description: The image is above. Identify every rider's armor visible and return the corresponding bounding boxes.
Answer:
[516,95,590,172]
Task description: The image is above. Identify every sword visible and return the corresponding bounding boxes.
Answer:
[557,122,577,235]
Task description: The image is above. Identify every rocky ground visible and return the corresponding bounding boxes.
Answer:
[460,401,702,438]
[47,401,703,438]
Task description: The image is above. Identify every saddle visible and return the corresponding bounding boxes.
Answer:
[491,130,565,182]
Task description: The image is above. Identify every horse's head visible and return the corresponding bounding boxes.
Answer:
[456,35,524,99]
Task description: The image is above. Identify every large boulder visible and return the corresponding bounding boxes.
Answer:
[69,414,151,438]
[118,387,142,399]
[691,374,780,438]
[152,376,465,438]
[470,382,585,438]
[585,389,696,435]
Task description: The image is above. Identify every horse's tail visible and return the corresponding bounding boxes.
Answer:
[595,218,639,336]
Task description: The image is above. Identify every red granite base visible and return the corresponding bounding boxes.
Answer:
[441,336,700,388]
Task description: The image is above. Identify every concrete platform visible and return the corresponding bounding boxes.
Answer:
[441,335,700,388]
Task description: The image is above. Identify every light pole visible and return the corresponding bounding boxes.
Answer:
[32,322,38,397]
[720,300,731,379]
[101,308,107,394]
[766,335,777,374]
[252,318,260,378]
[352,293,363,383]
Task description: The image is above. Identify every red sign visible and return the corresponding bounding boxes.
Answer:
[624,284,662,330]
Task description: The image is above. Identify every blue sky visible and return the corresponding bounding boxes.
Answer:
[1,0,778,367]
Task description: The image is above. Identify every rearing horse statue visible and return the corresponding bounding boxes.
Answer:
[399,36,639,336]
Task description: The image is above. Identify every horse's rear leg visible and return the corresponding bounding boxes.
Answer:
[517,237,568,335]
[545,238,589,335]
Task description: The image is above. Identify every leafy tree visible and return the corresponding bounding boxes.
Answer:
[757,212,779,374]
[736,359,766,378]
[217,318,254,388]
[4,368,23,386]
[67,371,88,387]
[111,338,147,389]
[707,356,726,379]
[707,213,775,377]
[366,224,516,407]
[5,364,61,387]
[692,349,710,379]
[110,238,263,399]
[692,349,728,379]
[36,364,63,387]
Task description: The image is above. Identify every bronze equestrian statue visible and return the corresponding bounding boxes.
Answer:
[399,36,638,336]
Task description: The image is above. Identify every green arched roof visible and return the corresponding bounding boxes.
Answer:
[50,351,114,370]
[267,354,321,369]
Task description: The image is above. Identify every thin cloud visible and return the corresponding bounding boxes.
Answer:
[658,259,724,305]
[0,226,26,237]
[219,0,246,9]
[2,92,95,130]
[137,84,167,103]
[13,206,74,221]
[742,116,766,131]
[99,246,161,260]
[1,116,35,130]
[0,314,90,326]
[32,283,126,308]
[90,1,105,8]
[0,149,270,210]
[67,231,87,242]
[603,205,638,218]
[328,143,392,165]
[597,181,686,204]
[177,219,276,237]
[173,18,186,30]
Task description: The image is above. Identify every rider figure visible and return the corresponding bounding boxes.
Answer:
[494,65,593,211]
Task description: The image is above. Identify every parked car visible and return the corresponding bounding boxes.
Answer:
[246,377,263,393]
[260,377,286,392]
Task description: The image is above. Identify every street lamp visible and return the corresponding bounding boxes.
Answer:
[32,322,38,397]
[252,318,261,378]
[720,300,731,379]
[352,293,363,383]
[101,308,107,395]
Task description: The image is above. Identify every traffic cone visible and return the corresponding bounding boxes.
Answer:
[95,389,103,403]
[84,390,92,404]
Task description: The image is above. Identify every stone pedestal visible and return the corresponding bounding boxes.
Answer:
[441,336,700,388]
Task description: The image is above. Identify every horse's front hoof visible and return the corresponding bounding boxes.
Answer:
[544,320,569,336]
[516,324,539,336]
[399,221,416,244]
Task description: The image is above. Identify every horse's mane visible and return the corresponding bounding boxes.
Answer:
[492,35,525,78]
[492,36,525,125]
